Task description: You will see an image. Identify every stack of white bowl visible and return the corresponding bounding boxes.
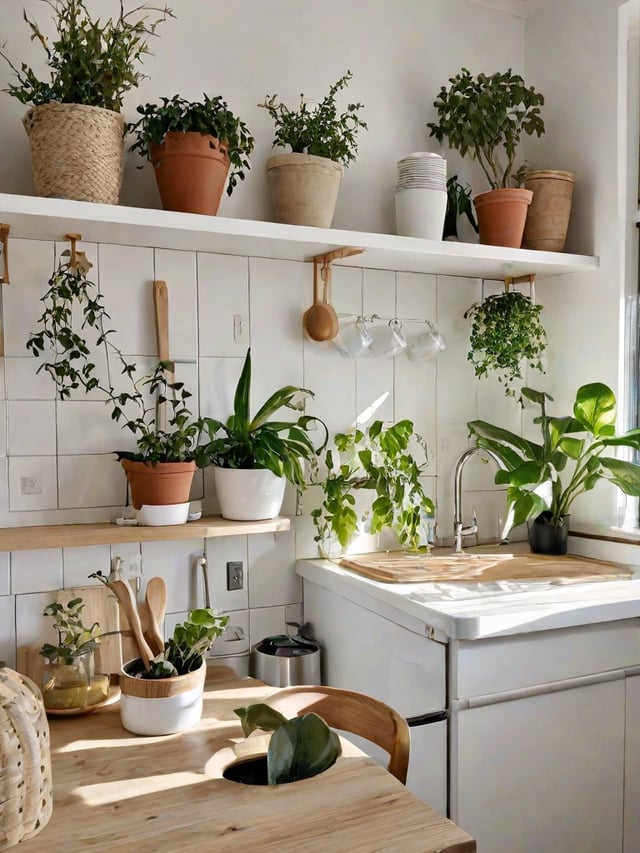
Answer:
[395,152,447,240]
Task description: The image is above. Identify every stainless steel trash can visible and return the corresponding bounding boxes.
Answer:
[252,622,321,687]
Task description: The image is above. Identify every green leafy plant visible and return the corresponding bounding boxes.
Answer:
[444,175,479,238]
[258,70,367,166]
[467,383,640,532]
[142,608,228,678]
[41,598,107,663]
[0,0,174,111]
[127,93,255,196]
[26,253,211,463]
[464,290,547,401]
[311,420,434,556]
[234,702,341,784]
[427,68,545,190]
[200,348,328,488]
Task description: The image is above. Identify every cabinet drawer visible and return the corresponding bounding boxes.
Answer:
[454,618,640,699]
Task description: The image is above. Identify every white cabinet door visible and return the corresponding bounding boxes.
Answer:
[624,675,640,852]
[452,678,625,853]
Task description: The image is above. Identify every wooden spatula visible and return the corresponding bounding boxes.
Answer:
[110,579,154,670]
[144,576,167,656]
[153,279,175,432]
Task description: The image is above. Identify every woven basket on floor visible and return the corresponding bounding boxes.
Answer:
[23,102,125,204]
[0,668,53,850]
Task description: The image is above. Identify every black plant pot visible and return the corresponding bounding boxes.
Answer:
[223,755,269,785]
[527,512,570,555]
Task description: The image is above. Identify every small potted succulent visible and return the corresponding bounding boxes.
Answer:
[0,0,174,204]
[40,598,111,711]
[200,348,328,521]
[127,93,255,215]
[26,251,212,522]
[258,70,367,227]
[464,287,547,401]
[311,419,435,557]
[467,383,640,554]
[427,67,545,247]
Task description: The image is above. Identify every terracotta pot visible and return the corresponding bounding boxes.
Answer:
[265,152,344,228]
[120,459,196,510]
[150,132,231,215]
[522,170,575,252]
[473,188,533,248]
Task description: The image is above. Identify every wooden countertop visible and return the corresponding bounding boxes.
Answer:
[20,666,475,853]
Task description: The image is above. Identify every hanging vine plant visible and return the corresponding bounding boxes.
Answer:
[464,289,547,401]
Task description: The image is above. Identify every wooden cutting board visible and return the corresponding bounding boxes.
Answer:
[56,585,123,674]
[339,551,633,584]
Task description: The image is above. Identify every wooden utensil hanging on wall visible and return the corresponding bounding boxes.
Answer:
[153,279,175,431]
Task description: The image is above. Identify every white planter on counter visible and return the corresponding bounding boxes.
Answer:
[119,659,206,736]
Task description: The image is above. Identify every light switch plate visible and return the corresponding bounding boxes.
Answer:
[226,561,243,591]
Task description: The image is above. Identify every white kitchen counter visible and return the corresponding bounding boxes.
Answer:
[296,553,640,640]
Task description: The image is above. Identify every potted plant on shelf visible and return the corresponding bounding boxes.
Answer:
[118,607,229,735]
[310,419,435,558]
[40,598,112,712]
[467,383,640,554]
[258,70,367,227]
[0,0,174,204]
[443,175,479,241]
[464,287,547,401]
[127,93,255,215]
[26,252,212,523]
[199,348,329,521]
[427,67,545,247]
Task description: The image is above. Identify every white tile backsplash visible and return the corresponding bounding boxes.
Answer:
[154,249,198,358]
[98,243,156,357]
[197,253,249,357]
[3,239,55,357]
[247,528,300,608]
[7,400,56,455]
[140,539,206,613]
[0,553,9,596]
[8,456,57,511]
[58,454,124,509]
[57,400,129,455]
[11,548,63,595]
[63,545,111,588]
[5,357,56,400]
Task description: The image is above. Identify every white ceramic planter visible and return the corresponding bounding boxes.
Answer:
[119,659,206,736]
[213,466,286,521]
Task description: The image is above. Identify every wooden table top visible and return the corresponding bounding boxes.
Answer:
[20,667,475,853]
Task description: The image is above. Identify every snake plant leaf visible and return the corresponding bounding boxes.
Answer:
[267,713,342,785]
[232,351,252,432]
[573,382,616,436]
[234,703,288,738]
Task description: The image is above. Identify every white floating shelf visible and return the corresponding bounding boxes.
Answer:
[0,193,598,281]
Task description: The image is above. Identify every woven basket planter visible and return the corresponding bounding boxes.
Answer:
[23,102,125,205]
[0,668,53,850]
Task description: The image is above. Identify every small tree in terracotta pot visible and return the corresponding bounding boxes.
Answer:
[427,68,545,247]
[128,93,255,215]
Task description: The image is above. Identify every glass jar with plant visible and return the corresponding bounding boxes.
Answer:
[40,598,111,711]
[0,0,174,204]
[310,419,434,558]
[127,93,255,215]
[427,67,545,247]
[258,70,368,227]
[26,251,212,519]
[464,287,547,401]
[199,348,329,522]
[467,383,640,554]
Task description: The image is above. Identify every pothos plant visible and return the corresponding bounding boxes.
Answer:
[310,419,434,556]
[135,608,227,679]
[464,289,547,402]
[0,0,174,112]
[427,67,544,190]
[26,252,211,463]
[234,703,341,785]
[259,70,367,166]
[41,598,107,664]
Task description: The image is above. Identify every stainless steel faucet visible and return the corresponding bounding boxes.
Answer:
[453,446,506,553]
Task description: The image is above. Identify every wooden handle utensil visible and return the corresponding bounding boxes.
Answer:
[111,579,154,670]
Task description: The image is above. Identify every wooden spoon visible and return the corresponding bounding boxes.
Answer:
[304,260,339,342]
[111,579,154,670]
[144,576,167,656]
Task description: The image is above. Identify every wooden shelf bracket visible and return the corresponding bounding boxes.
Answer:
[0,223,10,284]
[504,272,536,302]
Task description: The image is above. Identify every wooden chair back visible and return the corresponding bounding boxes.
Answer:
[266,684,410,784]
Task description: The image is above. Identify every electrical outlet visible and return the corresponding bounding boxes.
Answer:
[20,476,42,495]
[226,561,243,591]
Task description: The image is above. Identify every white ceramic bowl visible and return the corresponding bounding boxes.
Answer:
[136,502,190,526]
[395,188,447,240]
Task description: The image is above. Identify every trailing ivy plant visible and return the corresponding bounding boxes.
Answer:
[258,70,367,166]
[0,0,174,111]
[26,252,211,463]
[427,68,544,189]
[127,93,255,196]
[464,290,547,402]
[310,420,434,556]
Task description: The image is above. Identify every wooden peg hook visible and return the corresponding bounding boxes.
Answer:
[0,224,10,284]
[504,273,536,301]
[64,232,93,274]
